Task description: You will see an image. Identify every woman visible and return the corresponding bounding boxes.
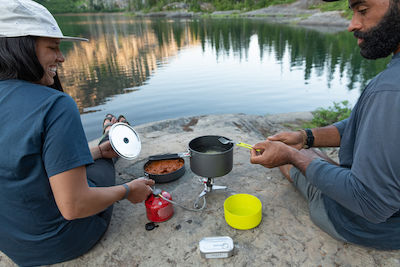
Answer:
[0,1,154,266]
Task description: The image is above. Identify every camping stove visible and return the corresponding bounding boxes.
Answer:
[194,177,227,209]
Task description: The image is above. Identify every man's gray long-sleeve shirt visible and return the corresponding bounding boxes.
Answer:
[305,52,400,249]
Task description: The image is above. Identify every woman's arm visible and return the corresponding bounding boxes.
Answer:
[90,140,118,160]
[49,166,154,220]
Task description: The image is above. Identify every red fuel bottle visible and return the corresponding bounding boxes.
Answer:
[145,189,174,222]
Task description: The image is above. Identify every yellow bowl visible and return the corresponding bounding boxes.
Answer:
[224,194,262,230]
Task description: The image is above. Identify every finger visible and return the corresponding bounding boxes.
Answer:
[252,142,265,149]
[145,179,155,186]
[250,148,257,157]
[250,154,264,164]
[252,143,265,152]
[267,134,280,141]
[146,186,153,195]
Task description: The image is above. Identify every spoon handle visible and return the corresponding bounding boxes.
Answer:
[236,143,261,151]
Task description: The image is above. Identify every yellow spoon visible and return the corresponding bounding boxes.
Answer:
[218,137,260,151]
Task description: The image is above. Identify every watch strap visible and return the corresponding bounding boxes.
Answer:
[304,128,314,149]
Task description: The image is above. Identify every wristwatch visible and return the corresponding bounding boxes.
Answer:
[303,128,314,149]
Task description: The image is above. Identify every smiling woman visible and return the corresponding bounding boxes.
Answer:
[0,0,154,266]
[35,38,65,86]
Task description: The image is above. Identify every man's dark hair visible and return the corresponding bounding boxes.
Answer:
[0,36,63,92]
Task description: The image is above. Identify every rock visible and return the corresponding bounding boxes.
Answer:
[1,113,399,266]
[162,2,189,11]
[211,10,241,16]
[200,2,215,12]
[298,11,350,27]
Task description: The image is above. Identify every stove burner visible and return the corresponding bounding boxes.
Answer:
[194,177,227,209]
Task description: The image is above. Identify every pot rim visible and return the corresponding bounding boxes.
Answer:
[143,158,185,183]
[188,135,233,154]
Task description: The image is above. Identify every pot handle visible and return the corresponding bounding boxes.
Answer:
[149,152,190,161]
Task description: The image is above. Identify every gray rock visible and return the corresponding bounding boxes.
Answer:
[1,113,399,266]
[298,11,350,27]
[211,10,241,15]
[162,2,189,11]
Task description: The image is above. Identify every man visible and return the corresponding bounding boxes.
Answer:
[250,0,400,250]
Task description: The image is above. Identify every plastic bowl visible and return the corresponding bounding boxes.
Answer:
[224,194,262,230]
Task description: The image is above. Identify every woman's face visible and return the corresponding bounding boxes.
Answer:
[35,37,65,86]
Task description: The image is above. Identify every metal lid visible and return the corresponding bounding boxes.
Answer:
[108,122,141,160]
[199,236,234,253]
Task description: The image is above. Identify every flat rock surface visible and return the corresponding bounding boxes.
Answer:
[1,113,400,266]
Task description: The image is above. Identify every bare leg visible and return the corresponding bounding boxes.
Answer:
[279,164,294,183]
[279,148,338,183]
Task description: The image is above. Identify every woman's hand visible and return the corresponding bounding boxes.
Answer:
[126,178,155,204]
[98,141,119,159]
[267,131,304,150]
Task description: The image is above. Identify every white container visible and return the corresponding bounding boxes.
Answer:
[199,236,234,259]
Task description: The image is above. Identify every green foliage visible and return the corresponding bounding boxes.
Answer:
[303,101,352,128]
[34,0,83,13]
[35,0,348,14]
[34,0,125,13]
[310,1,352,20]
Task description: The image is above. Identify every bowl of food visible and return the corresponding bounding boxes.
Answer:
[144,158,185,183]
[224,194,262,230]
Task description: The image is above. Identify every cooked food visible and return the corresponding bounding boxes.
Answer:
[145,159,184,175]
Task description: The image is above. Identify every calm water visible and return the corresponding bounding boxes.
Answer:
[55,14,389,141]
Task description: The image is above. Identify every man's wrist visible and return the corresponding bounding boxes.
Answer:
[300,128,314,149]
[299,129,307,148]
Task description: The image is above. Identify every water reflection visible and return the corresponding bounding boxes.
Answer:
[57,15,199,112]
[55,14,389,140]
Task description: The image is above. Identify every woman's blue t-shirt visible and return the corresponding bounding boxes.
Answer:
[0,80,107,266]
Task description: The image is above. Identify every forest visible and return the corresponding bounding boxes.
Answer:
[34,0,296,13]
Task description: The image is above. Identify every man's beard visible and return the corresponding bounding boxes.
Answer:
[354,3,400,59]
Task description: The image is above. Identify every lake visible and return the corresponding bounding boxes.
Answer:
[55,14,389,141]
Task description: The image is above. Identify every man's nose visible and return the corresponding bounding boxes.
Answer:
[348,14,362,32]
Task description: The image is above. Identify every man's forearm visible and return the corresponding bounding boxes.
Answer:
[311,125,341,147]
[288,149,315,175]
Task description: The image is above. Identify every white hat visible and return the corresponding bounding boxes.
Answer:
[0,0,88,41]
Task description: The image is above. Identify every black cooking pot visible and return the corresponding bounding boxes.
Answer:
[149,135,233,178]
[143,158,185,184]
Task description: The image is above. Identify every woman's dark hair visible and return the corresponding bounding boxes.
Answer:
[0,36,63,92]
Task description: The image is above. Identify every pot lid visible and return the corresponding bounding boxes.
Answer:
[108,122,141,160]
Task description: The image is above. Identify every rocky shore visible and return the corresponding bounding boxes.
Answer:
[134,0,350,29]
[1,112,400,266]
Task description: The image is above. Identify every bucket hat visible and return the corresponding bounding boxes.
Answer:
[0,0,88,41]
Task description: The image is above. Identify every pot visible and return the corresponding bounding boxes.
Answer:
[149,135,233,178]
[143,158,186,184]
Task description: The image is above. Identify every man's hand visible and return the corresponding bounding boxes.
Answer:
[267,131,304,150]
[126,178,155,204]
[250,140,297,168]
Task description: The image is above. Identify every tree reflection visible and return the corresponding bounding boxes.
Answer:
[55,15,389,113]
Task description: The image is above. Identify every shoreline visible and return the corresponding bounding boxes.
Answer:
[130,3,350,30]
[88,112,313,146]
[56,4,350,31]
